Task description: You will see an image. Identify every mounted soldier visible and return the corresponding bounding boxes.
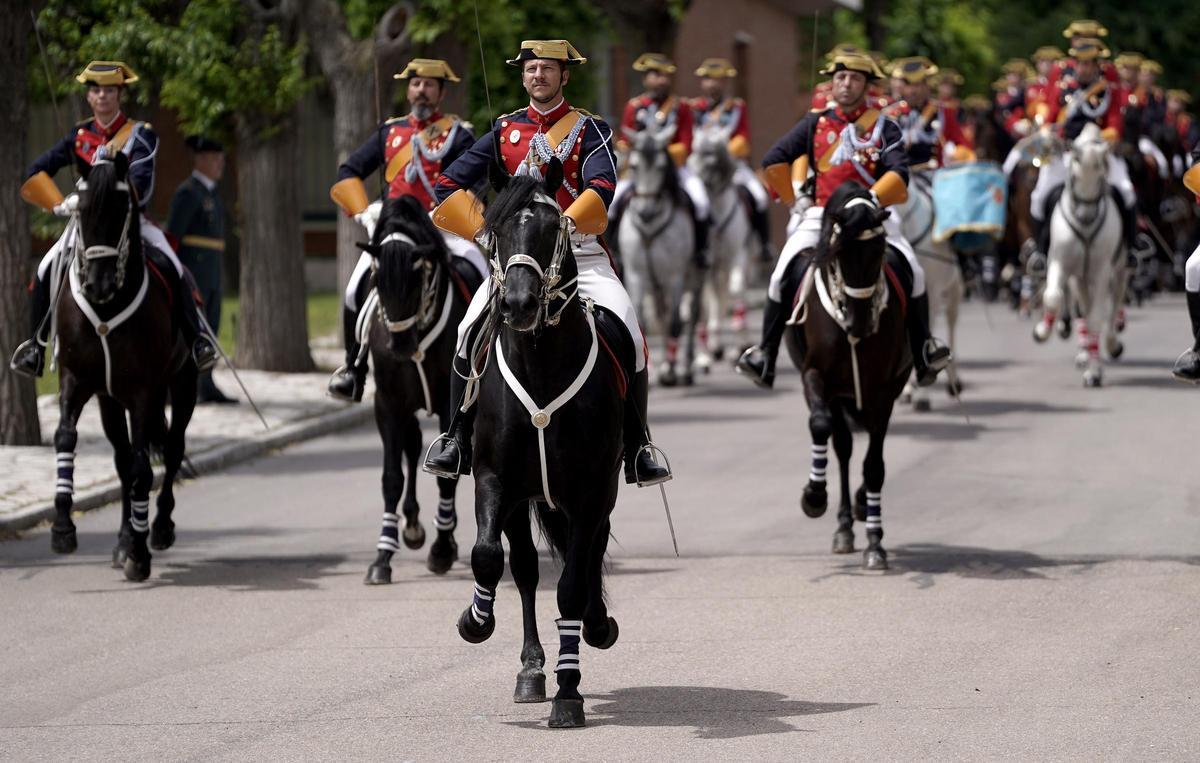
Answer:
[1029,39,1139,257]
[689,57,772,260]
[610,53,711,267]
[327,58,487,402]
[1049,19,1119,88]
[13,60,216,379]
[884,57,975,173]
[424,38,671,487]
[994,59,1035,143]
[1173,150,1200,382]
[1165,90,1198,162]
[1025,47,1064,128]
[735,51,950,389]
[811,45,892,112]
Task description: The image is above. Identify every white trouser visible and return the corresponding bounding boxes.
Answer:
[768,205,925,302]
[1138,136,1171,180]
[614,164,711,220]
[38,214,181,280]
[343,225,488,312]
[734,162,769,211]
[456,235,647,372]
[1030,153,1136,221]
[1185,241,1200,293]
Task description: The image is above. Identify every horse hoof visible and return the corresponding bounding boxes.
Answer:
[1109,341,1124,360]
[364,564,392,585]
[946,380,963,397]
[1032,323,1051,343]
[712,346,726,361]
[832,529,855,554]
[1058,320,1072,340]
[50,526,77,555]
[513,670,548,703]
[583,616,619,650]
[853,486,868,523]
[457,607,495,644]
[801,484,827,518]
[913,398,932,413]
[899,387,913,404]
[1083,373,1103,388]
[123,553,152,582]
[863,547,889,571]
[1074,351,1089,369]
[112,545,128,568]
[548,698,586,728]
[149,520,175,551]
[681,373,695,387]
[426,535,458,575]
[402,521,426,550]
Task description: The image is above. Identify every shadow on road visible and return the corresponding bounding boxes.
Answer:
[247,446,382,475]
[505,686,872,737]
[1106,374,1195,390]
[812,543,1200,588]
[0,527,285,566]
[60,554,350,593]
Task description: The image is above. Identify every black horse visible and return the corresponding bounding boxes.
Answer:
[357,195,480,582]
[52,152,197,581]
[453,162,625,729]
[784,183,912,571]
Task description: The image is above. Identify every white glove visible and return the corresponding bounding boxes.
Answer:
[353,209,378,239]
[791,193,814,217]
[53,193,79,218]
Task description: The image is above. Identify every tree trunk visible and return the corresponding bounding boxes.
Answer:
[864,0,888,53]
[332,68,379,302]
[0,2,42,444]
[234,115,315,371]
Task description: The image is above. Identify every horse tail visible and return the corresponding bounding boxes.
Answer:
[531,502,570,561]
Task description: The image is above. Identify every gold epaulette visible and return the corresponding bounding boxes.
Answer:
[384,116,404,124]
[495,107,524,123]
[573,107,598,118]
[75,117,91,127]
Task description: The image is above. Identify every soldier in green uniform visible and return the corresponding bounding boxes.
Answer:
[167,135,235,404]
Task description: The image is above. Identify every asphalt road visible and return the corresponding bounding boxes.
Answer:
[2,296,1198,761]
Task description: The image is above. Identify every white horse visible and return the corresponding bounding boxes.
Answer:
[688,124,753,368]
[1033,123,1126,387]
[619,127,700,386]
[897,171,963,410]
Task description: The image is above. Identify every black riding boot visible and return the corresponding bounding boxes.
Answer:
[623,369,671,486]
[424,360,474,479]
[9,273,52,378]
[735,297,788,389]
[1172,290,1200,383]
[907,293,952,386]
[147,249,217,372]
[328,305,368,402]
[1112,189,1140,252]
[693,214,711,270]
[751,202,772,262]
[1033,215,1050,258]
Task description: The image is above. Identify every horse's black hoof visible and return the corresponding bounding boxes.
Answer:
[402,521,426,550]
[514,670,548,703]
[149,519,175,551]
[50,526,77,555]
[426,535,458,575]
[681,372,695,387]
[853,485,868,523]
[457,607,495,644]
[801,483,827,518]
[913,397,932,413]
[548,698,586,728]
[112,544,128,568]
[832,528,855,554]
[364,564,392,585]
[863,547,889,571]
[659,371,678,388]
[123,553,152,582]
[1109,341,1124,360]
[583,616,619,650]
[712,346,726,361]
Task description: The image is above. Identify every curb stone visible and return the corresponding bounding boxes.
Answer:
[0,402,374,534]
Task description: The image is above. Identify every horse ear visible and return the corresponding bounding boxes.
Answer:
[544,157,564,194]
[356,241,381,257]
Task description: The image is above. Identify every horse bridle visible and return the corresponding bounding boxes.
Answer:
[73,164,135,302]
[371,231,439,334]
[486,192,579,330]
[826,197,889,333]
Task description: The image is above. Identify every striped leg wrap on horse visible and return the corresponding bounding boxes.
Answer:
[435,497,456,532]
[376,512,401,552]
[56,453,75,496]
[864,491,882,532]
[809,444,828,484]
[130,499,150,534]
[470,583,495,625]
[555,618,583,673]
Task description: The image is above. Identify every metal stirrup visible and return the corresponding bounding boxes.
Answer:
[422,434,463,479]
[633,442,673,488]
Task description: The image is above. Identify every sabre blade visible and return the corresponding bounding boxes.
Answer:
[659,483,679,557]
[197,313,270,431]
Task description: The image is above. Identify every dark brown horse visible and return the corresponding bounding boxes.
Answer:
[52,152,196,582]
[784,183,912,570]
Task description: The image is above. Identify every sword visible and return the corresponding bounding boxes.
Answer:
[197,312,270,431]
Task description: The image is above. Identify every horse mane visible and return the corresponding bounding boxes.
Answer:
[484,174,554,232]
[814,183,879,267]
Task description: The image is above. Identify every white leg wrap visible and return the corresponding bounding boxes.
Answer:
[1185,243,1200,294]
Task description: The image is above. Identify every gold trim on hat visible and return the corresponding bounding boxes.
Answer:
[76,60,139,87]
[820,53,885,79]
[694,57,737,78]
[395,58,461,83]
[506,40,588,66]
[632,53,677,74]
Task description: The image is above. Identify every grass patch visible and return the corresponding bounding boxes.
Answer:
[34,291,340,397]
